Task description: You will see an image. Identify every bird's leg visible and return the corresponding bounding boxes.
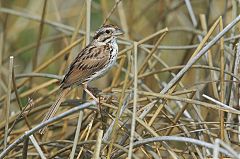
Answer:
[83,84,102,120]
[83,83,99,103]
[83,84,103,126]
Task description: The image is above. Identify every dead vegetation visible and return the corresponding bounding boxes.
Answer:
[0,0,240,158]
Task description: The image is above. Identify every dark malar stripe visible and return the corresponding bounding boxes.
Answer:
[102,36,112,43]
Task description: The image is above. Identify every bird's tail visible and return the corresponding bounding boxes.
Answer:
[39,88,70,135]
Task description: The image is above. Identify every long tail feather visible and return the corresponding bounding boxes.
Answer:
[39,88,70,135]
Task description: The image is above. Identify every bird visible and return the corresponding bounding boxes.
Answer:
[39,24,124,134]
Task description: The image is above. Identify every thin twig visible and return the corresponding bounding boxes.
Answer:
[92,129,103,159]
[102,0,123,25]
[113,136,235,158]
[76,117,94,159]
[0,101,96,159]
[213,139,239,159]
[32,0,48,70]
[219,17,225,144]
[184,0,202,41]
[22,137,29,159]
[128,42,138,158]
[86,0,91,45]
[138,91,240,114]
[69,111,83,159]
[106,45,132,159]
[202,94,236,111]
[161,15,240,94]
[29,135,46,159]
[4,56,13,150]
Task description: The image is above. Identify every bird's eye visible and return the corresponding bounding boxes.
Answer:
[105,29,110,34]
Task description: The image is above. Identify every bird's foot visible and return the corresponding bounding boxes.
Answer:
[87,86,101,97]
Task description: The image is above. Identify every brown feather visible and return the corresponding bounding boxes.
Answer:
[39,88,70,134]
[61,44,111,88]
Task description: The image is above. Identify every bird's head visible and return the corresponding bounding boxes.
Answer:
[93,24,124,43]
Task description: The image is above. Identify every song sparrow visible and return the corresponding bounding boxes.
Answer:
[39,24,124,134]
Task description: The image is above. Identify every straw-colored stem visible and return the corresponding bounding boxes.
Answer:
[128,42,138,158]
[32,0,48,70]
[69,111,83,159]
[77,118,94,159]
[4,56,13,150]
[92,129,103,159]
[106,45,132,159]
[219,17,225,142]
[86,0,91,45]
[29,135,46,159]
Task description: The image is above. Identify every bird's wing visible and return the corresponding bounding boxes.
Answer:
[61,44,111,88]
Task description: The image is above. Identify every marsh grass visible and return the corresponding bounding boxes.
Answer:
[0,0,240,158]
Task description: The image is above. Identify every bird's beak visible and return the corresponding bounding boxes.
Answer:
[114,28,124,36]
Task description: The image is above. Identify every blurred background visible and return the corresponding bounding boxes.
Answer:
[0,0,240,158]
